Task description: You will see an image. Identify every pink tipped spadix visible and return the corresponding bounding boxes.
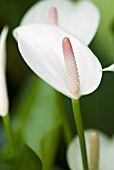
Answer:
[62,37,80,96]
[48,7,58,25]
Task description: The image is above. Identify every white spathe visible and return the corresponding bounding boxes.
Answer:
[21,0,100,45]
[0,26,9,117]
[13,24,102,99]
[102,64,114,72]
[67,130,114,170]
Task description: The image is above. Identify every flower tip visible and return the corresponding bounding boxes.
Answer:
[62,37,70,44]
[0,25,9,69]
[49,6,57,13]
[102,64,114,72]
[62,37,73,57]
[90,131,99,139]
[0,26,9,44]
[2,26,9,34]
[48,6,58,25]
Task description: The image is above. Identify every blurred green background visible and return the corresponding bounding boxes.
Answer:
[0,0,114,169]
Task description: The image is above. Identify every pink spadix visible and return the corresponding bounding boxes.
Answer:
[62,37,80,95]
[48,7,58,25]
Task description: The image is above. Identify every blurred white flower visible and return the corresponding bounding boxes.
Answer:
[21,0,100,45]
[0,26,9,117]
[67,130,114,170]
[13,24,102,99]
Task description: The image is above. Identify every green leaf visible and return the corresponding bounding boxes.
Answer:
[39,124,61,170]
[0,144,42,170]
[12,76,62,170]
[0,162,9,170]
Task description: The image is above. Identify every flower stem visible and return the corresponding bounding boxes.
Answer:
[2,113,16,156]
[72,99,88,170]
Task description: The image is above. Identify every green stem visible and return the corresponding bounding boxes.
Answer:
[2,113,16,156]
[72,99,88,170]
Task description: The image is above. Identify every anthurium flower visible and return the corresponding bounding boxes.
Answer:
[67,130,114,170]
[13,24,102,99]
[0,26,9,117]
[21,0,100,45]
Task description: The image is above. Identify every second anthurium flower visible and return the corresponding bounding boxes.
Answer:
[13,24,102,99]
[67,130,114,170]
[20,0,100,46]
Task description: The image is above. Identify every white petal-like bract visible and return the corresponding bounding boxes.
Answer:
[13,24,102,99]
[21,0,100,45]
[103,64,114,72]
[67,130,114,170]
[0,26,9,117]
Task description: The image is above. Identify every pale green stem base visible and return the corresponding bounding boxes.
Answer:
[2,113,16,156]
[72,99,88,170]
